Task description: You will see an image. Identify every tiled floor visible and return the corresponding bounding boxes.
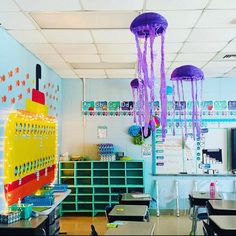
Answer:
[60,214,204,235]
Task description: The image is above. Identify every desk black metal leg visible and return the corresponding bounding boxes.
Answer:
[190,207,197,235]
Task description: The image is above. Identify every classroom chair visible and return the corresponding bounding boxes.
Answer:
[104,205,114,223]
[202,220,215,236]
[90,224,98,236]
[188,194,208,235]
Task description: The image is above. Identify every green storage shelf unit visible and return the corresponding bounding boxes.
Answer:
[59,160,144,216]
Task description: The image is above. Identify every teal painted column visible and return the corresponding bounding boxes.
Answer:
[152,128,156,175]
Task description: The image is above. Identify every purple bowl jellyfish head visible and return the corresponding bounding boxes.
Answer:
[130,12,168,140]
[130,78,139,89]
[171,65,204,82]
[170,65,204,140]
[130,12,168,38]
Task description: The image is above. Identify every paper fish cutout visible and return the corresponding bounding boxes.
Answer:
[11,97,15,104]
[21,80,26,86]
[18,94,23,100]
[8,85,13,92]
[27,88,31,94]
[16,80,20,86]
[2,96,7,103]
[8,70,13,78]
[1,75,6,82]
[26,73,30,79]
[15,67,20,73]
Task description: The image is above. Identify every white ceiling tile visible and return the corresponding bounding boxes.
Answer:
[158,10,202,29]
[23,43,58,54]
[204,71,224,78]
[80,0,143,10]
[0,12,36,29]
[181,42,226,53]
[71,62,135,69]
[53,44,97,54]
[175,53,216,62]
[97,44,136,54]
[165,53,177,62]
[62,54,100,63]
[0,0,20,11]
[208,0,236,9]
[169,61,207,71]
[105,69,135,75]
[42,30,93,43]
[78,74,107,79]
[55,69,78,78]
[165,29,191,43]
[8,30,48,43]
[36,54,64,63]
[46,62,71,70]
[75,69,106,76]
[203,61,236,70]
[221,42,236,53]
[146,0,208,10]
[101,54,136,63]
[31,12,138,29]
[92,29,134,43]
[188,28,236,42]
[165,43,183,53]
[196,10,236,28]
[224,68,236,77]
[15,0,81,11]
[107,74,135,79]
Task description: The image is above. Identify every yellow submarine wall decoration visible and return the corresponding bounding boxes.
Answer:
[3,64,57,205]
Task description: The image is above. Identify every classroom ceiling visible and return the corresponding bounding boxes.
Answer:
[1,0,236,79]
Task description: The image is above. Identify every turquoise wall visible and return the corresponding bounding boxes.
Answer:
[0,27,62,212]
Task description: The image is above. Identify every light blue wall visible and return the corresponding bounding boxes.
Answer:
[0,27,62,211]
[61,75,236,209]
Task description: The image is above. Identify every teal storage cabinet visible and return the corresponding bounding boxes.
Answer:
[59,161,145,216]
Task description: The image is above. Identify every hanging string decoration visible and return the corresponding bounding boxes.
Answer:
[130,12,168,140]
[170,65,204,140]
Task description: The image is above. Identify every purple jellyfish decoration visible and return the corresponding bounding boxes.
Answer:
[130,12,168,139]
[170,65,204,140]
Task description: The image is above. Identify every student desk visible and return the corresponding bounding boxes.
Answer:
[189,191,222,235]
[0,190,71,236]
[190,191,222,206]
[121,193,151,207]
[209,215,236,236]
[0,215,48,236]
[108,204,148,222]
[208,199,236,215]
[34,189,71,235]
[105,221,156,235]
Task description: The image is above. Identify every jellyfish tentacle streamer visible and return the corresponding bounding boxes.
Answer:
[130,12,168,139]
[170,65,204,140]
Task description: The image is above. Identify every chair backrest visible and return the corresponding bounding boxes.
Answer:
[202,221,215,236]
[118,194,122,204]
[188,194,195,208]
[104,205,113,223]
[90,224,98,236]
[206,201,213,216]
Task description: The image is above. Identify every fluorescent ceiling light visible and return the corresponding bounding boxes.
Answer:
[31,12,138,29]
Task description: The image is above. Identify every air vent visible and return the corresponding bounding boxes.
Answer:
[223,54,236,59]
[213,53,236,61]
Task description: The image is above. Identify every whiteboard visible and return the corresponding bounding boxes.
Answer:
[156,128,228,174]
